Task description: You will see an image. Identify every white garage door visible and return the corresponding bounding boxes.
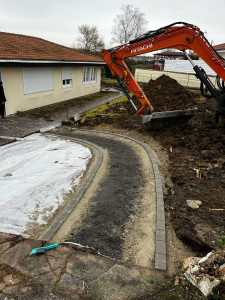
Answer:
[23,67,54,95]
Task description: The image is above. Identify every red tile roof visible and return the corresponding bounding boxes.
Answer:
[0,32,104,63]
[214,43,225,51]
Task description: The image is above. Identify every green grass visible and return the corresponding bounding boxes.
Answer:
[101,79,117,84]
[85,95,129,117]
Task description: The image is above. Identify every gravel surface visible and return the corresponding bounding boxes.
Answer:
[55,130,146,260]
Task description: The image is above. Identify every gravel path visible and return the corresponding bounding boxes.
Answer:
[55,130,146,260]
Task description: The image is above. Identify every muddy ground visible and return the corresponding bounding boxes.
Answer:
[15,76,225,298]
[82,75,225,255]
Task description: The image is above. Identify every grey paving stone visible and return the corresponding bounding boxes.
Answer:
[157,198,164,207]
[155,240,166,255]
[157,205,164,213]
[157,211,165,221]
[157,193,164,200]
[155,253,167,270]
[156,220,165,231]
[156,187,163,194]
[156,230,166,242]
[155,177,162,184]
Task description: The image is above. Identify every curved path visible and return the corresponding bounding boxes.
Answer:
[41,128,166,270]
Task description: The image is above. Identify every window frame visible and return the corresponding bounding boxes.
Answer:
[83,67,97,84]
[62,67,73,88]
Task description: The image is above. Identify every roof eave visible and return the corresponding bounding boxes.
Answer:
[0,59,106,65]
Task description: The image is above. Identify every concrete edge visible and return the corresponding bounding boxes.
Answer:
[39,134,103,242]
[70,129,167,271]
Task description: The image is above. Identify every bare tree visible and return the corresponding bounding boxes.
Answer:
[111,4,148,44]
[75,25,104,54]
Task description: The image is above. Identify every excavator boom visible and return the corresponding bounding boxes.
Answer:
[101,22,225,127]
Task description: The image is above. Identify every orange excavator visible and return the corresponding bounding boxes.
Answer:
[101,22,225,128]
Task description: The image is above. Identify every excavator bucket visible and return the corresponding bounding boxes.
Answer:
[142,109,196,130]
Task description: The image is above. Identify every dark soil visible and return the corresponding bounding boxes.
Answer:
[82,75,225,253]
[143,74,198,111]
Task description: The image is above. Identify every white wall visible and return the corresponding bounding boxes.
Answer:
[217,50,225,59]
[164,59,216,76]
[134,69,217,89]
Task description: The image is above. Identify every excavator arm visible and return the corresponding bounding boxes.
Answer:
[101,22,225,119]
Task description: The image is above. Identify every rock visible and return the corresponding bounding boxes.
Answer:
[80,115,87,124]
[218,263,225,275]
[2,274,21,286]
[193,168,201,178]
[0,282,6,291]
[199,252,214,266]
[174,276,179,286]
[198,277,220,297]
[186,200,202,209]
[191,265,200,275]
[3,173,12,177]
[182,252,223,297]
[182,257,200,271]
[73,113,81,122]
[3,284,20,295]
[3,274,13,284]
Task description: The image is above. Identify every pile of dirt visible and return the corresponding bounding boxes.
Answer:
[83,75,225,254]
[143,74,198,111]
[157,99,225,250]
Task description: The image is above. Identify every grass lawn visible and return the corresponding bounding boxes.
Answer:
[85,95,129,117]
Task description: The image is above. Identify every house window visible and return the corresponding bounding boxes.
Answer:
[83,67,97,84]
[62,67,72,88]
[90,67,97,82]
[23,67,54,95]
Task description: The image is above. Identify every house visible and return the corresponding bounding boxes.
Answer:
[0,32,105,115]
[214,43,225,59]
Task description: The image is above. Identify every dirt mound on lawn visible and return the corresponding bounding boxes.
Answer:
[84,75,199,128]
[143,74,198,111]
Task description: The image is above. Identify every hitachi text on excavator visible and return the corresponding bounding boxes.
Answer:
[101,22,225,129]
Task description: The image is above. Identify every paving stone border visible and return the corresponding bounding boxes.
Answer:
[71,129,167,271]
[40,135,103,242]
[41,129,167,271]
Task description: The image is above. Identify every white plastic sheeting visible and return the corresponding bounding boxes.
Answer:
[0,134,92,236]
[164,59,216,76]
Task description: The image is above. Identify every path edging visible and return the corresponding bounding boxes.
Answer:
[41,129,166,271]
[71,129,167,271]
[40,135,103,242]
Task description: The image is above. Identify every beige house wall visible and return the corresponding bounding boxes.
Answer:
[135,69,217,89]
[1,66,101,115]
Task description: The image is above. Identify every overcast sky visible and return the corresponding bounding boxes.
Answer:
[0,0,224,49]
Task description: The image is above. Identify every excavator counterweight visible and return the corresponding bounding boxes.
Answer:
[101,22,225,129]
